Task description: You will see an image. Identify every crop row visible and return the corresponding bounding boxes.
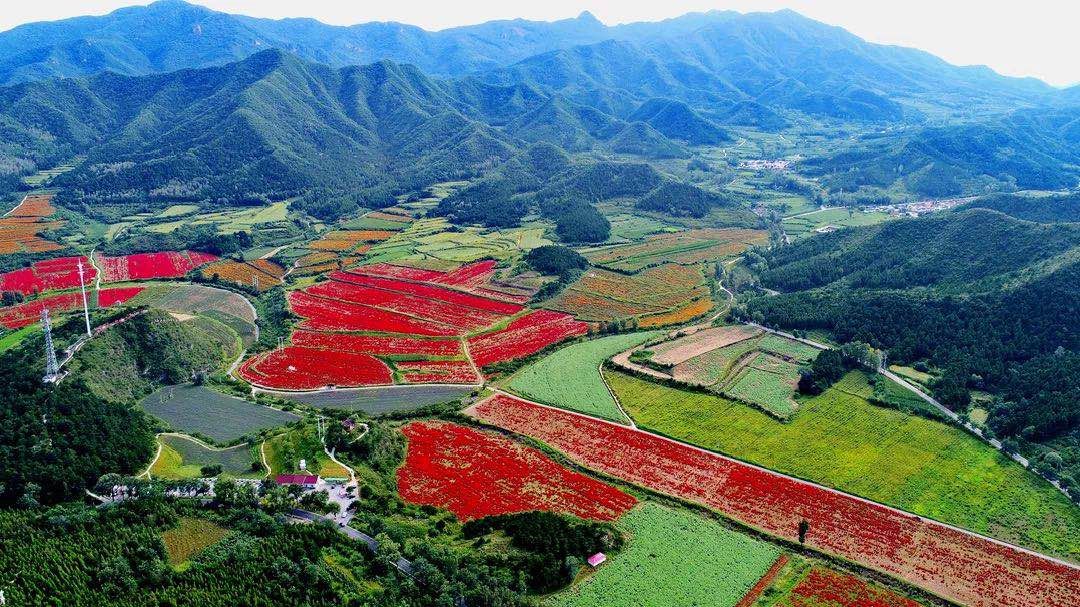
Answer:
[468,310,588,368]
[308,280,502,331]
[0,287,142,329]
[0,256,95,296]
[396,360,479,384]
[291,330,462,357]
[98,251,218,282]
[777,567,922,607]
[396,420,636,521]
[467,394,1080,607]
[289,291,458,336]
[200,259,284,292]
[335,269,521,315]
[238,345,393,390]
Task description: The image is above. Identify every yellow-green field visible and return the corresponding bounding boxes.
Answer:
[609,369,1080,561]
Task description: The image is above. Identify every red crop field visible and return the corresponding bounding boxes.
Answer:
[241,259,587,390]
[397,360,479,384]
[238,345,392,390]
[397,421,636,521]
[291,330,462,357]
[351,263,447,283]
[467,394,1080,607]
[334,271,522,315]
[0,256,95,296]
[468,310,588,368]
[289,291,458,336]
[0,293,80,328]
[434,259,497,287]
[307,279,503,330]
[99,251,218,282]
[97,286,144,308]
[0,287,141,328]
[777,568,922,607]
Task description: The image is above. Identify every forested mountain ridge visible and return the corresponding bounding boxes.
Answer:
[0,49,516,218]
[0,0,1057,120]
[745,208,1080,483]
[805,106,1080,196]
[760,209,1080,292]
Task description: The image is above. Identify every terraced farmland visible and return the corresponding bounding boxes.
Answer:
[141,385,299,443]
[548,503,781,607]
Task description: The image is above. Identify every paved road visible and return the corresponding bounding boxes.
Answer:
[289,509,414,576]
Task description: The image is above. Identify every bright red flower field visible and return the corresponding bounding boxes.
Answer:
[466,394,1080,607]
[397,420,636,521]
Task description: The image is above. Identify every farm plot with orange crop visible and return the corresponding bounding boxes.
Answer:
[466,394,1080,607]
[200,259,285,291]
[0,194,64,254]
[546,264,710,325]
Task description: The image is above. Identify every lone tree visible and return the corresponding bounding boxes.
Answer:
[798,519,810,544]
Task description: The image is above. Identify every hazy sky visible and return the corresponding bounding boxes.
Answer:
[2,1,1077,86]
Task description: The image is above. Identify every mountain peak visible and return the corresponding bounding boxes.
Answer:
[576,11,602,25]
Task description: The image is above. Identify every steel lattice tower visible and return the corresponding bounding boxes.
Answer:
[42,309,59,380]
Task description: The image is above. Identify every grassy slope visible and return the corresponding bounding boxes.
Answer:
[608,369,1080,561]
[548,503,780,607]
[150,435,260,480]
[507,332,662,422]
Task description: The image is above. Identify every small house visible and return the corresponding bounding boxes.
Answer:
[587,552,606,568]
[342,419,357,432]
[275,474,319,489]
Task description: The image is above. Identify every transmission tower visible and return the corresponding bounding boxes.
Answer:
[77,258,91,337]
[42,309,60,382]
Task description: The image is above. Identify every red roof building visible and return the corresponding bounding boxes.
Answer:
[275,474,319,488]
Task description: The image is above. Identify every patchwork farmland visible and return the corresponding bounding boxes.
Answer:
[635,325,819,418]
[609,369,1080,560]
[584,227,768,272]
[467,394,1080,607]
[238,260,587,390]
[546,263,712,325]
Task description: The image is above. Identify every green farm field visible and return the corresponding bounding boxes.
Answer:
[141,384,299,443]
[782,207,892,238]
[150,434,262,480]
[609,369,1080,561]
[506,331,662,422]
[161,517,230,567]
[548,503,781,607]
[723,358,801,418]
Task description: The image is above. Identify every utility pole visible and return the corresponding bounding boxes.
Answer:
[77,258,91,337]
[42,309,60,382]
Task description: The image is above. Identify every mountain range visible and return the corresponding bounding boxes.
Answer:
[0,0,1078,209]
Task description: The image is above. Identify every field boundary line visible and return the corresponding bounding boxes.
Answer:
[475,390,1080,572]
[139,436,165,480]
[599,362,635,428]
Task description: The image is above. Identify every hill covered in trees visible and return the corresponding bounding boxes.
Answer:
[744,209,1080,486]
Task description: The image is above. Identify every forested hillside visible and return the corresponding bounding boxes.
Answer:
[745,209,1080,488]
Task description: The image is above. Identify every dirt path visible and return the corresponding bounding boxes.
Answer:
[139,439,165,479]
[461,336,484,386]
